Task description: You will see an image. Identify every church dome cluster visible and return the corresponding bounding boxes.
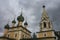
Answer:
[4,9,28,28]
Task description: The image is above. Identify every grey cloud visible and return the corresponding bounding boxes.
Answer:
[0,0,60,36]
[47,4,60,30]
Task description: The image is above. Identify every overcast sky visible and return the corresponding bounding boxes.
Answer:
[0,0,60,36]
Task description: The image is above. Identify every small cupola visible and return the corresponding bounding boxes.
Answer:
[24,21,28,28]
[12,19,16,24]
[12,18,16,27]
[4,24,9,29]
[24,21,28,26]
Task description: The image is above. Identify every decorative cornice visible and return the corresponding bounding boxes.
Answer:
[0,36,15,40]
[8,26,31,33]
[9,30,31,36]
[36,30,55,33]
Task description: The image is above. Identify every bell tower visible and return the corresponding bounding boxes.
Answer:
[36,5,56,40]
[40,5,53,31]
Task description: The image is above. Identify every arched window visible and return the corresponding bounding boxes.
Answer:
[48,22,50,28]
[15,33,17,37]
[44,33,46,37]
[22,35,24,38]
[40,23,42,29]
[8,34,9,37]
[44,22,46,28]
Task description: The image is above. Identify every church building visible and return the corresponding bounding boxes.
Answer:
[4,10,31,40]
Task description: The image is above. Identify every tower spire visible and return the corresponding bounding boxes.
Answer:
[42,5,49,19]
[40,5,53,31]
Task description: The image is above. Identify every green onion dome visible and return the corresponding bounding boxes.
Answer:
[4,24,9,29]
[17,13,24,22]
[12,19,16,24]
[24,21,28,25]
